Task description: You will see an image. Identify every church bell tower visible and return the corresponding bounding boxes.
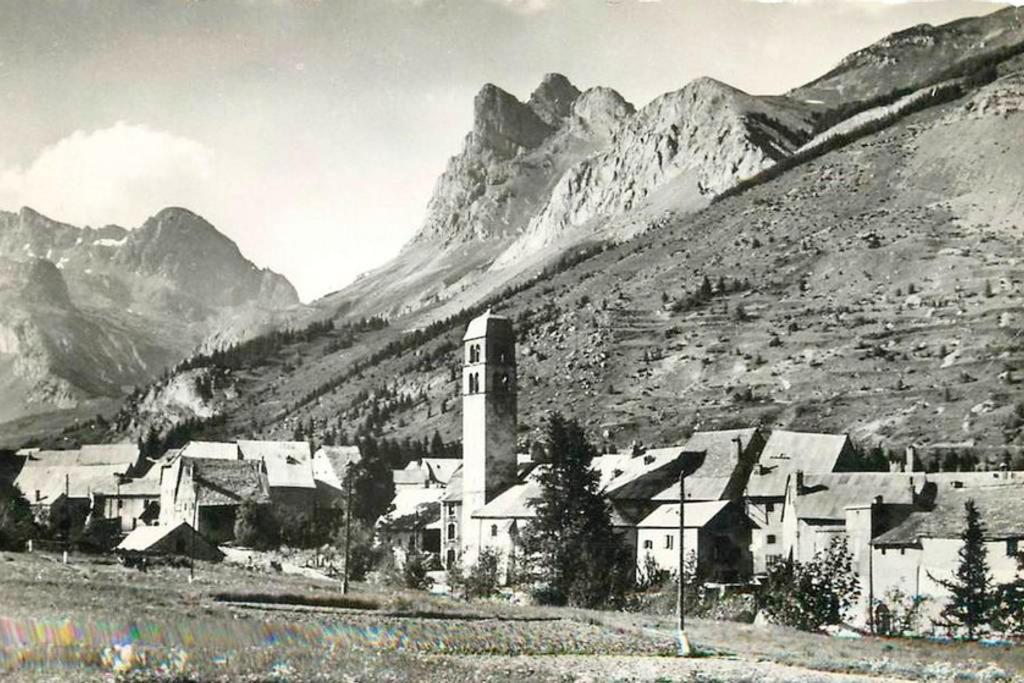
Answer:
[461,309,518,563]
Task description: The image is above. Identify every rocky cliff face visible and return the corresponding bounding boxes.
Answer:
[0,206,302,428]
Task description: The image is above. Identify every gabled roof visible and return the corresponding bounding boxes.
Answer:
[382,487,445,527]
[442,467,464,502]
[636,501,733,529]
[423,458,461,485]
[237,440,315,490]
[312,445,361,491]
[746,430,851,497]
[473,480,541,519]
[603,447,688,499]
[189,458,269,506]
[180,441,239,460]
[680,428,761,478]
[21,449,80,467]
[78,444,140,467]
[874,485,1024,546]
[117,522,187,551]
[14,464,126,504]
[793,473,920,521]
[653,476,735,503]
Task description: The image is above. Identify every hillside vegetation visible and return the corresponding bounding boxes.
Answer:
[36,9,1024,467]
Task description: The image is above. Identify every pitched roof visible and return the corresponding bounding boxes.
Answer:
[382,487,446,527]
[189,458,269,506]
[746,430,851,497]
[603,447,688,499]
[423,458,461,485]
[180,441,239,460]
[652,476,735,502]
[463,309,512,341]
[312,446,360,491]
[442,467,464,502]
[473,480,541,519]
[237,440,315,490]
[873,485,1024,546]
[681,428,760,478]
[117,522,185,551]
[14,464,126,504]
[793,473,920,521]
[78,444,140,467]
[636,501,733,529]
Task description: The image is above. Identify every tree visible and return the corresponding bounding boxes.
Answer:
[449,547,502,600]
[233,500,281,550]
[993,551,1024,636]
[402,550,434,591]
[929,500,994,639]
[521,413,634,608]
[0,482,37,551]
[759,537,861,631]
[348,438,395,525]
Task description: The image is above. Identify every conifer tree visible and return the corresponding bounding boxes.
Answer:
[930,500,994,639]
[522,413,633,608]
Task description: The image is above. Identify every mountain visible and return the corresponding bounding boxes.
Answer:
[34,7,1024,464]
[0,206,303,438]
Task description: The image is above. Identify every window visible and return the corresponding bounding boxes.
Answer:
[446,503,456,516]
[766,534,777,545]
[468,344,481,363]
[447,524,456,540]
[643,539,653,550]
[665,535,674,550]
[490,524,499,538]
[765,502,775,513]
[446,549,456,567]
[1008,539,1019,557]
[880,548,887,555]
[766,554,782,567]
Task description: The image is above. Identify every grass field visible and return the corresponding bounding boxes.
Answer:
[0,551,1021,681]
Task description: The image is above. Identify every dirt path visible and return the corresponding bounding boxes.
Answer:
[447,653,917,682]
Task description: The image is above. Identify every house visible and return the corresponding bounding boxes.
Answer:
[180,441,240,460]
[238,440,316,511]
[93,470,162,533]
[160,457,270,543]
[744,430,856,573]
[378,486,444,556]
[312,445,361,505]
[635,500,753,583]
[117,521,224,562]
[13,452,127,527]
[871,482,1024,630]
[77,444,144,475]
[392,457,462,490]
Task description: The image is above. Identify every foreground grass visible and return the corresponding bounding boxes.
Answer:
[0,551,1020,681]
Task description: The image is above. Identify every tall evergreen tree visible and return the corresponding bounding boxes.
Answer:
[522,412,632,608]
[930,500,994,639]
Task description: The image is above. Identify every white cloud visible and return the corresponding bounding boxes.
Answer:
[0,122,214,228]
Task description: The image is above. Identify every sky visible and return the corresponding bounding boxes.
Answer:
[0,0,1018,302]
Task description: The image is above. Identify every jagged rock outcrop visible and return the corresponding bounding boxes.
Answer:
[956,71,1024,119]
[492,78,816,268]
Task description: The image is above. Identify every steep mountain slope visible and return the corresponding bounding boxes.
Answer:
[0,206,303,434]
[38,7,1024,464]
[90,57,1024,467]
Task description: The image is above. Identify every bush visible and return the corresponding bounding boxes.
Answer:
[233,500,280,550]
[0,482,37,551]
[758,537,861,631]
[873,587,928,636]
[449,547,502,600]
[402,551,434,591]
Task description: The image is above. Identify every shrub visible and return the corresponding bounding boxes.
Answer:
[758,537,861,631]
[402,551,434,591]
[873,587,929,636]
[449,547,502,600]
[0,482,37,551]
[233,500,281,550]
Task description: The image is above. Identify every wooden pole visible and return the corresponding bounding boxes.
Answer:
[677,469,691,656]
[190,482,198,583]
[63,473,69,565]
[342,475,353,595]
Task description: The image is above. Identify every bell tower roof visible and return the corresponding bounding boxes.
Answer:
[463,308,513,341]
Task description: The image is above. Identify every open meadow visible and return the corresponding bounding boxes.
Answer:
[0,551,1021,682]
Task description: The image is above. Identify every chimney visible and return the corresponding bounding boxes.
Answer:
[795,469,805,495]
[905,445,916,473]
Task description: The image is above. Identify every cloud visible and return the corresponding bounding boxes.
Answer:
[0,122,214,228]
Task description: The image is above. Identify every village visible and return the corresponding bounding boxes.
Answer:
[2,309,1021,638]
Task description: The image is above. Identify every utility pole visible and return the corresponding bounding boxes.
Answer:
[676,468,692,656]
[190,475,198,583]
[342,474,353,595]
[63,473,70,565]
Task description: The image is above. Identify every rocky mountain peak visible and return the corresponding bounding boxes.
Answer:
[570,86,635,141]
[472,83,554,157]
[528,72,582,127]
